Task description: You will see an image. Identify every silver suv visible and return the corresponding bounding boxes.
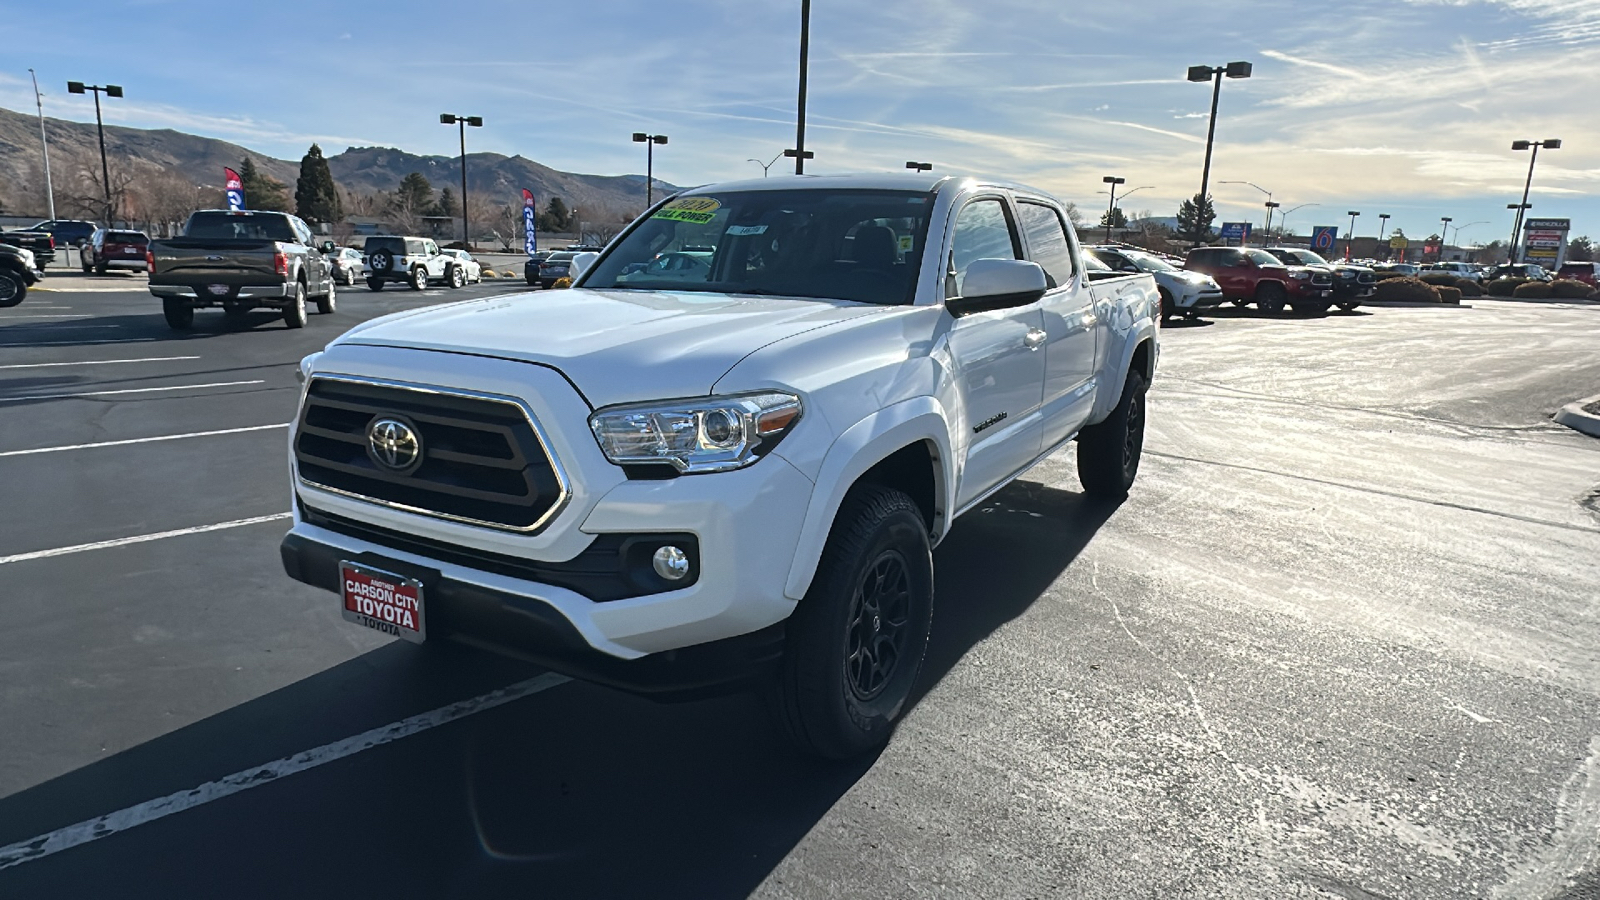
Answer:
[362,236,467,291]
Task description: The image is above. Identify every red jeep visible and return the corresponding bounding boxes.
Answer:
[1184,246,1334,313]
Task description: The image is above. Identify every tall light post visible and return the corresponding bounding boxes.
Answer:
[1220,180,1271,243]
[906,161,933,173]
[1186,60,1253,247]
[1508,138,1559,262]
[66,81,122,223]
[1279,202,1320,238]
[748,152,784,177]
[633,132,668,207]
[439,113,483,249]
[1452,220,1487,259]
[1102,176,1125,244]
[783,147,814,170]
[1345,211,1361,259]
[1439,216,1452,260]
[1376,213,1391,259]
[29,70,55,222]
[1263,201,1281,242]
[794,0,811,174]
[1506,202,1532,262]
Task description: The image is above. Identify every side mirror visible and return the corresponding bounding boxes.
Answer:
[946,259,1047,317]
[570,251,600,281]
[319,240,336,254]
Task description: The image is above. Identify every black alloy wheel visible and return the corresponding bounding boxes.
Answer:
[845,551,914,701]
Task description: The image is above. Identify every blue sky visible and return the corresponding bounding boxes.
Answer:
[5,0,1597,244]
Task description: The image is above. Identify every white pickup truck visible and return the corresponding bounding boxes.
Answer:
[281,174,1160,757]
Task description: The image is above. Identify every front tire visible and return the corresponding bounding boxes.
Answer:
[1256,283,1287,313]
[773,485,934,759]
[283,281,308,329]
[1076,367,1148,500]
[0,272,25,308]
[316,279,337,315]
[163,297,194,330]
[1158,288,1174,323]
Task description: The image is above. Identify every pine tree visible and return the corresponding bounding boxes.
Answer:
[1176,193,1216,245]
[238,157,291,212]
[435,187,457,220]
[294,144,342,224]
[538,197,569,232]
[396,173,433,215]
[1098,207,1128,229]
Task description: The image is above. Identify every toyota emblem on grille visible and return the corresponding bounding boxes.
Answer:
[366,417,422,472]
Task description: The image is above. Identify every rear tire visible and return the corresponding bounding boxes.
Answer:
[1076,367,1147,500]
[367,278,384,292]
[1256,283,1287,313]
[447,265,465,289]
[1158,288,1174,323]
[163,297,194,330]
[316,279,337,315]
[409,267,427,291]
[1336,301,1359,312]
[772,485,933,759]
[283,281,308,329]
[223,300,251,318]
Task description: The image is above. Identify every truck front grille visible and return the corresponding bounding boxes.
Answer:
[294,377,567,532]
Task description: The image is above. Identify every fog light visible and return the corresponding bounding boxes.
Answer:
[652,546,690,581]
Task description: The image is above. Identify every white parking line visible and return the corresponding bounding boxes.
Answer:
[0,423,289,458]
[0,512,291,565]
[0,380,266,403]
[0,672,570,871]
[0,355,201,370]
[0,315,94,320]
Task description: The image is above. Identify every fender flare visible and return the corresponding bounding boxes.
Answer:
[782,395,955,601]
[1092,317,1157,422]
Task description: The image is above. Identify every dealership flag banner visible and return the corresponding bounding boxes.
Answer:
[522,189,537,256]
[224,168,245,211]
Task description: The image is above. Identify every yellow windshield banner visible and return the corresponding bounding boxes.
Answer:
[652,197,722,225]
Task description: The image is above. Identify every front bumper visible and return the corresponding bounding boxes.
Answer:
[1290,282,1334,298]
[1179,286,1225,309]
[286,346,814,673]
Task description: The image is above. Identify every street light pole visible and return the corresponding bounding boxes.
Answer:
[1186,61,1252,247]
[748,153,784,177]
[1376,213,1391,259]
[1102,175,1125,244]
[67,81,122,224]
[1219,180,1271,244]
[439,113,483,249]
[1345,211,1360,259]
[1508,138,1560,263]
[1263,201,1280,242]
[906,161,933,173]
[633,133,669,207]
[29,69,55,222]
[794,0,810,175]
[1279,202,1320,238]
[1439,216,1452,260]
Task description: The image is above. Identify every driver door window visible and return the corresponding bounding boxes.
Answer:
[947,198,1019,298]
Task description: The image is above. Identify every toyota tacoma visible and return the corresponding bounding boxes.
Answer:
[281,174,1160,758]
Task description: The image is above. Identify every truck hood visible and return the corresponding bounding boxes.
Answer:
[334,288,889,408]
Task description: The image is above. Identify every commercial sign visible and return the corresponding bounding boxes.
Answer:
[1219,222,1251,243]
[224,167,244,211]
[1389,236,1409,249]
[522,189,537,256]
[1522,217,1570,266]
[1311,226,1338,251]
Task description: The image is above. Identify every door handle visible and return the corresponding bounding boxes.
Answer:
[1024,328,1047,350]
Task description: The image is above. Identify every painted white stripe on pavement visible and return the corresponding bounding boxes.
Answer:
[0,512,292,566]
[0,338,156,347]
[0,423,289,458]
[0,380,265,403]
[0,356,201,370]
[0,324,122,329]
[0,673,571,871]
[0,315,94,320]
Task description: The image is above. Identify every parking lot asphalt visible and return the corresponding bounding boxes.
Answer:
[1,289,1598,899]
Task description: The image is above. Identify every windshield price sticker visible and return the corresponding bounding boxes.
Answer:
[652,197,722,224]
[725,224,767,236]
[340,562,426,644]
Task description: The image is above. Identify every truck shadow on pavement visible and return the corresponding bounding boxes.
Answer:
[0,479,1118,900]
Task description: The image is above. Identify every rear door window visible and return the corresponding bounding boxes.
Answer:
[1016,201,1075,288]
[948,198,1019,297]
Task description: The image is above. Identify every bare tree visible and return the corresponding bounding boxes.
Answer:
[341,187,383,218]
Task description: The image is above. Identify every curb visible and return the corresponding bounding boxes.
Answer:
[1555,394,1600,438]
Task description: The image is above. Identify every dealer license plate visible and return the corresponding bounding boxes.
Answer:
[340,562,426,643]
[207,284,230,296]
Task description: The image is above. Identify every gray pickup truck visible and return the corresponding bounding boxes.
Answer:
[148,209,337,330]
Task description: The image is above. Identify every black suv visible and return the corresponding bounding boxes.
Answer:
[1262,247,1374,311]
[523,250,553,286]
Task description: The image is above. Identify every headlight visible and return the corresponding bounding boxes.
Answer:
[589,392,802,474]
[1291,271,1311,281]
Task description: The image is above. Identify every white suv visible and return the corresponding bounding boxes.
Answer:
[362,236,466,291]
[284,174,1160,757]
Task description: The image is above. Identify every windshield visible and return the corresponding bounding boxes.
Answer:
[185,212,295,242]
[1243,249,1283,267]
[583,189,935,305]
[1124,251,1178,273]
